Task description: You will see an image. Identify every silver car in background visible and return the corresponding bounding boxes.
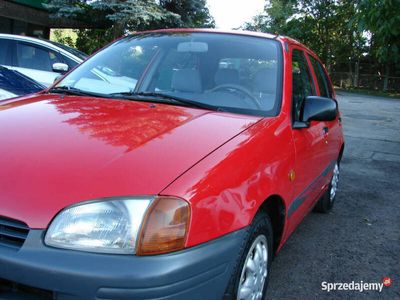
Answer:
[0,34,87,86]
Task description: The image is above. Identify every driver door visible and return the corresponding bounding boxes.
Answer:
[287,48,332,231]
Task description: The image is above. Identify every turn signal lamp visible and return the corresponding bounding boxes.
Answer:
[136,197,190,255]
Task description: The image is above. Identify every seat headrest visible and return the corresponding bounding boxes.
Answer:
[253,68,276,93]
[171,69,202,93]
[214,68,240,86]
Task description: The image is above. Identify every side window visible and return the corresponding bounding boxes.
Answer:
[309,55,332,98]
[292,49,315,121]
[16,42,63,72]
[0,39,13,65]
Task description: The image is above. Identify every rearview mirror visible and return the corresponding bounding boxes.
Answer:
[302,96,337,122]
[177,42,208,52]
[52,63,69,73]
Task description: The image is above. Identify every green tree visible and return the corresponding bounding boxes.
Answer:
[245,0,296,33]
[245,0,400,91]
[46,0,179,37]
[159,0,215,28]
[357,0,400,91]
[52,29,75,48]
[245,0,366,73]
[47,0,214,54]
[73,29,114,55]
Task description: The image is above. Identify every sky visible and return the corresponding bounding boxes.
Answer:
[207,0,265,29]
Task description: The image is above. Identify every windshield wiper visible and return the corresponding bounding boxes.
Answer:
[51,87,224,112]
[110,91,224,112]
[50,86,109,98]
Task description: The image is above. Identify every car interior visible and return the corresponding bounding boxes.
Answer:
[146,39,279,112]
[17,43,60,72]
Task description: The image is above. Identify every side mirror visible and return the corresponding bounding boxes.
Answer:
[293,96,337,129]
[302,96,337,122]
[52,63,69,73]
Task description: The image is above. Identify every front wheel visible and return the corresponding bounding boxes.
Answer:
[314,161,340,213]
[224,212,273,300]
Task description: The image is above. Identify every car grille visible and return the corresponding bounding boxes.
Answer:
[0,216,29,250]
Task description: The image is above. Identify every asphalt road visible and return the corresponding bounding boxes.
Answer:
[265,92,400,299]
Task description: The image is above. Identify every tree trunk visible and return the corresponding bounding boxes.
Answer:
[383,64,389,92]
[354,59,360,87]
[112,22,125,39]
[325,49,330,73]
[348,59,353,87]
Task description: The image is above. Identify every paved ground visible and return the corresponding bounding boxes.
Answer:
[266,92,400,299]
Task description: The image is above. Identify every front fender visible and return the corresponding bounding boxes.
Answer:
[161,114,295,247]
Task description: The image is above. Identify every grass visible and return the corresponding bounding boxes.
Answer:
[335,87,400,99]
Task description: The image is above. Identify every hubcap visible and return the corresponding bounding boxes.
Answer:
[237,235,268,300]
[330,163,340,202]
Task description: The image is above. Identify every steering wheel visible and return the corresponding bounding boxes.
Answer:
[209,84,261,109]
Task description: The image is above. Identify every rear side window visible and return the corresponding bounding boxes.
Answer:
[0,39,13,65]
[16,42,64,72]
[291,49,315,121]
[309,55,332,98]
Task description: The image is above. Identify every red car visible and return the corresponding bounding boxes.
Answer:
[0,29,344,300]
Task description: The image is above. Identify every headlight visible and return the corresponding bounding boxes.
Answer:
[45,197,152,254]
[45,196,190,255]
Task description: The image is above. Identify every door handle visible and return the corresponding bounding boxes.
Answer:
[323,126,329,134]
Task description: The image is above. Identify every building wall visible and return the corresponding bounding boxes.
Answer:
[0,0,95,39]
[0,0,50,38]
[0,16,50,38]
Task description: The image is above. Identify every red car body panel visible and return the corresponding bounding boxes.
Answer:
[162,115,296,247]
[0,94,259,228]
[0,29,344,255]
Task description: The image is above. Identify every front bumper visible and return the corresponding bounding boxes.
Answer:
[0,229,246,300]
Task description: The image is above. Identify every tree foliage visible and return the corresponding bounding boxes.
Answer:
[357,0,400,65]
[160,0,215,28]
[245,0,366,70]
[244,0,400,91]
[46,0,214,53]
[51,29,75,48]
[73,29,115,55]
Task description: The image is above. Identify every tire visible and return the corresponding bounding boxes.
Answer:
[224,212,273,300]
[314,161,340,213]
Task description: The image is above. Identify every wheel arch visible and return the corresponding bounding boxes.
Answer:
[258,194,286,253]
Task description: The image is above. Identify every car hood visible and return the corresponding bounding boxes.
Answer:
[0,94,260,228]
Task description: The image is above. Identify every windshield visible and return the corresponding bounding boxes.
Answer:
[55,32,282,116]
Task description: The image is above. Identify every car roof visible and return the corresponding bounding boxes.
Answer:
[0,33,84,62]
[127,28,318,57]
[134,28,278,39]
[126,28,318,56]
[128,28,278,40]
